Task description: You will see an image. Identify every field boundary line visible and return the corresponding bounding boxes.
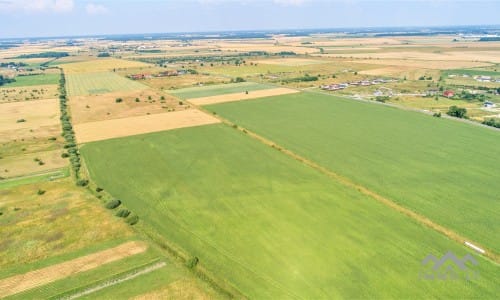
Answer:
[56,261,166,300]
[193,103,499,264]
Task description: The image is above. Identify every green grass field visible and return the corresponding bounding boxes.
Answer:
[66,72,147,96]
[443,69,500,78]
[3,73,59,87]
[205,92,500,252]
[167,82,275,99]
[81,124,499,299]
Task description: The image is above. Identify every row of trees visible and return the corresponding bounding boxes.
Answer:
[58,70,86,186]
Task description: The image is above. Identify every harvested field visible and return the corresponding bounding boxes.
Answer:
[189,87,299,105]
[66,72,147,96]
[0,85,58,103]
[133,279,211,300]
[318,50,499,63]
[69,89,182,124]
[62,58,151,74]
[142,74,229,91]
[0,99,59,131]
[359,66,414,76]
[252,58,325,66]
[0,241,147,298]
[74,109,220,143]
[348,59,492,69]
[0,149,67,178]
[216,42,318,54]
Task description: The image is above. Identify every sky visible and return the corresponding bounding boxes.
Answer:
[0,0,499,38]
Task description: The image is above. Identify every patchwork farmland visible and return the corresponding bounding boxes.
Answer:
[1,25,499,299]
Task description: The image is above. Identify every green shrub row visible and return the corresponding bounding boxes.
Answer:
[58,69,84,182]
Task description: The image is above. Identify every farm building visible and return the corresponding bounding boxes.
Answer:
[443,90,455,98]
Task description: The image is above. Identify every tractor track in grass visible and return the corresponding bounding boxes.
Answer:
[189,103,499,264]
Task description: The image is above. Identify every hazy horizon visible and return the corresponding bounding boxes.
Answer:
[1,0,500,39]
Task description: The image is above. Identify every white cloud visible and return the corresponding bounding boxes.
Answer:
[86,3,108,15]
[0,0,74,13]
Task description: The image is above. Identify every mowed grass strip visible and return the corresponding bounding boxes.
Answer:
[81,124,499,299]
[66,72,147,96]
[205,92,500,252]
[168,82,275,99]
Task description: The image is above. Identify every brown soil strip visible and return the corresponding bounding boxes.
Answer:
[0,241,147,298]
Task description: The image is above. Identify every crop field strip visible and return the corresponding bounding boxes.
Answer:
[168,82,276,99]
[81,124,499,298]
[204,91,500,255]
[187,87,299,105]
[0,241,147,298]
[73,109,220,143]
[66,72,147,96]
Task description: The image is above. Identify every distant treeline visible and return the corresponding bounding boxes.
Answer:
[374,31,454,37]
[135,51,270,65]
[14,52,69,59]
[0,43,19,49]
[0,75,15,86]
[137,49,163,53]
[479,37,500,41]
[0,62,28,68]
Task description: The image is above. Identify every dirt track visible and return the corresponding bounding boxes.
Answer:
[188,88,299,105]
[0,241,147,298]
[74,109,220,143]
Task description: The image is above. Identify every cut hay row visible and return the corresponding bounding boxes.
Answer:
[74,109,220,143]
[188,87,299,105]
[0,241,147,298]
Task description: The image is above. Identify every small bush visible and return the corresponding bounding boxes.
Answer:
[433,112,441,118]
[115,98,123,103]
[135,98,140,102]
[37,189,46,195]
[186,256,199,269]
[126,214,139,225]
[61,152,70,158]
[105,199,121,209]
[16,119,26,123]
[76,179,89,187]
[96,187,104,192]
[116,209,131,218]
